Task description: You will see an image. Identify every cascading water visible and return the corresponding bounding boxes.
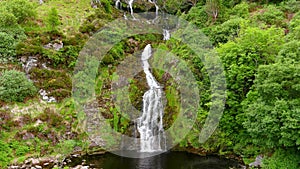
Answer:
[163,29,170,40]
[137,44,166,152]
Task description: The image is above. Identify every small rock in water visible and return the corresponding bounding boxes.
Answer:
[31,158,40,165]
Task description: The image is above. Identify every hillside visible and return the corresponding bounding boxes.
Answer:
[0,0,300,168]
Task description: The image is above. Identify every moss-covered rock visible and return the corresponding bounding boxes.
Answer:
[29,68,71,102]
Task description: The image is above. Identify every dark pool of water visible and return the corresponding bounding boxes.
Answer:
[66,151,242,169]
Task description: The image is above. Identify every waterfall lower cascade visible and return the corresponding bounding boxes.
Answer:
[137,44,166,152]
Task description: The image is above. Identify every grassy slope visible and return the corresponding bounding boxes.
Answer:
[36,0,95,35]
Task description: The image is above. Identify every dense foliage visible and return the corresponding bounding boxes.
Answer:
[0,0,299,168]
[0,70,37,102]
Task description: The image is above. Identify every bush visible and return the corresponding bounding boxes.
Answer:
[230,2,250,18]
[0,140,12,168]
[289,12,300,31]
[0,26,26,41]
[0,70,37,102]
[0,10,17,27]
[47,7,60,31]
[0,32,16,62]
[210,17,244,45]
[279,0,300,13]
[5,0,36,24]
[256,5,286,27]
[262,149,300,169]
[182,5,208,28]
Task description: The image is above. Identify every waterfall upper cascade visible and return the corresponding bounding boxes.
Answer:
[137,44,166,152]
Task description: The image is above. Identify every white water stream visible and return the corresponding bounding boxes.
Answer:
[137,44,166,152]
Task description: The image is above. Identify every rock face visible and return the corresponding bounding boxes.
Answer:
[43,41,64,51]
[249,155,263,168]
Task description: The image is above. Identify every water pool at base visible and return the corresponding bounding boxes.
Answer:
[66,151,242,169]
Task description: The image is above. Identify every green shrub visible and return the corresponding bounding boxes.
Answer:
[5,0,36,24]
[101,0,112,14]
[289,12,300,31]
[182,5,208,28]
[210,17,244,45]
[0,140,12,168]
[0,32,16,62]
[0,70,37,102]
[0,10,17,27]
[10,141,30,156]
[279,0,300,13]
[0,26,26,41]
[256,5,286,27]
[230,2,250,18]
[262,149,300,169]
[47,7,61,31]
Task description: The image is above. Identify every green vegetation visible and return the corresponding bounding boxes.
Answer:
[0,70,37,102]
[47,8,61,31]
[0,0,299,168]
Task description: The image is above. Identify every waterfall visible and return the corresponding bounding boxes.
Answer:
[128,0,136,19]
[115,0,121,9]
[137,44,166,152]
[163,29,170,40]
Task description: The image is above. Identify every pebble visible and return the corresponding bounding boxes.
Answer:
[35,165,42,169]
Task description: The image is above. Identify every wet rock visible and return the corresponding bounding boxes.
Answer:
[31,158,40,165]
[39,89,57,103]
[72,154,80,158]
[43,163,49,166]
[24,56,38,74]
[73,165,89,169]
[44,41,64,51]
[35,165,42,169]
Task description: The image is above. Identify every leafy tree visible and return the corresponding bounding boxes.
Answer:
[229,2,250,18]
[47,7,60,31]
[242,41,300,149]
[255,5,286,27]
[182,5,209,28]
[205,0,221,23]
[0,70,37,102]
[210,17,244,45]
[216,26,284,144]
